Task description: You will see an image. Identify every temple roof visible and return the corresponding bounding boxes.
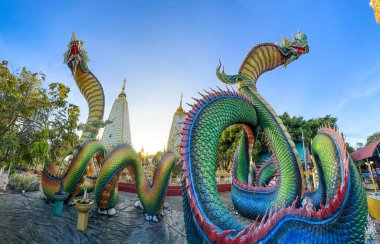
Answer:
[351,139,380,161]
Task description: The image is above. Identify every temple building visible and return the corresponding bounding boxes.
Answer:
[101,79,132,149]
[166,94,186,154]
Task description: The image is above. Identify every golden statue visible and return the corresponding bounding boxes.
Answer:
[370,0,380,23]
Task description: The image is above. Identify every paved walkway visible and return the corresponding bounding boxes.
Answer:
[0,191,252,244]
[0,192,182,243]
[1,191,376,243]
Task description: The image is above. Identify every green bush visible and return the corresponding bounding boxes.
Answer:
[10,173,34,185]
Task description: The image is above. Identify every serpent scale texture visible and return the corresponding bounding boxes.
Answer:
[95,145,176,214]
[256,158,277,187]
[181,33,367,243]
[41,33,106,202]
[42,34,176,219]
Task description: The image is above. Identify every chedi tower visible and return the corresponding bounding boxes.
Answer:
[101,79,132,148]
[166,94,186,154]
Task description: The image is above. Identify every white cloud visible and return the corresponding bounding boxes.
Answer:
[337,83,380,109]
[336,61,380,110]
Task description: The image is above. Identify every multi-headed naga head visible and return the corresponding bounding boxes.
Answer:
[217,32,309,88]
[63,32,90,74]
[279,31,309,67]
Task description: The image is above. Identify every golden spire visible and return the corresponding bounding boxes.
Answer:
[118,79,127,98]
[176,93,184,113]
[370,0,380,24]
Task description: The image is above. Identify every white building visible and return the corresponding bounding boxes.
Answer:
[101,79,132,149]
[166,94,186,154]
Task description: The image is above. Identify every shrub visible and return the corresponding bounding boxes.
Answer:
[11,173,34,185]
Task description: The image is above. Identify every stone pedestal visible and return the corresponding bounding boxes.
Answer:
[52,192,69,216]
[75,199,94,231]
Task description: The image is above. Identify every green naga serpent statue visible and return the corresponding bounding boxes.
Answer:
[181,32,367,243]
[41,33,176,221]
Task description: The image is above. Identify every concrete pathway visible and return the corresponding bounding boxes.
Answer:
[0,191,252,244]
[0,192,182,243]
[1,191,375,243]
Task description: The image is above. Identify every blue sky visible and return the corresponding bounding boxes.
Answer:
[1,1,379,153]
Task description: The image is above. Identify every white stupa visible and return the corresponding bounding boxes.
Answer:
[101,79,132,149]
[166,94,186,154]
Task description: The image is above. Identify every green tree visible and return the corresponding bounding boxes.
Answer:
[152,151,164,165]
[0,61,80,169]
[280,112,306,143]
[366,132,380,145]
[345,142,355,154]
[217,124,243,171]
[279,112,337,145]
[251,128,269,162]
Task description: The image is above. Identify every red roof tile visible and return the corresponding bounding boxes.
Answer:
[351,139,380,161]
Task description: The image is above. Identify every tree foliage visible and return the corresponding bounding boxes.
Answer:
[366,132,380,146]
[0,61,80,169]
[217,125,243,171]
[280,112,337,144]
[345,143,355,154]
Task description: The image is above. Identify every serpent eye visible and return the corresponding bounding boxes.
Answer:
[236,77,243,82]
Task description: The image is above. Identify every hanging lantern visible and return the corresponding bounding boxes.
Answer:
[370,0,380,23]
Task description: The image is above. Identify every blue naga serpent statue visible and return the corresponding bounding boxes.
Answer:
[181,33,367,243]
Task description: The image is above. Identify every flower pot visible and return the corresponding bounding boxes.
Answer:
[52,192,69,216]
[75,199,94,231]
[367,194,380,220]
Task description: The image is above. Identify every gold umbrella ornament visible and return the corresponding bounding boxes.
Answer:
[370,0,380,23]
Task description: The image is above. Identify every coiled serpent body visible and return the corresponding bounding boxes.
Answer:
[181,33,367,243]
[42,34,175,219]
